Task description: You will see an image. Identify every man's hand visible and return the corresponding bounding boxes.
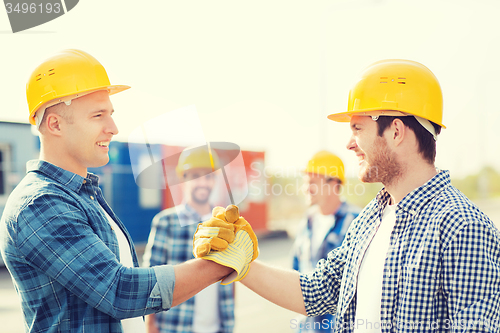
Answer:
[193,205,240,257]
[193,205,259,284]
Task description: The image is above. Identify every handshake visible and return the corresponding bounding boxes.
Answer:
[193,205,259,285]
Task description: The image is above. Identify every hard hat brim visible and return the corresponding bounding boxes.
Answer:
[327,109,446,129]
[29,84,130,125]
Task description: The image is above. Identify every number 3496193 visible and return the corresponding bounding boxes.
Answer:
[5,3,62,14]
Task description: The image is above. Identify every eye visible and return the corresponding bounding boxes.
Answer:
[94,113,103,118]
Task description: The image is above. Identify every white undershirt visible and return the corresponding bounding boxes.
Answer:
[354,204,397,333]
[101,207,146,333]
[192,212,221,333]
[310,208,336,256]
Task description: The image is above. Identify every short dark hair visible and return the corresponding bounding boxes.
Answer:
[375,116,441,164]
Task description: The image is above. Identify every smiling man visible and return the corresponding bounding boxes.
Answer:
[222,59,500,332]
[0,49,239,333]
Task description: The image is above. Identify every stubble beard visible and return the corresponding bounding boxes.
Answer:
[191,187,211,205]
[359,137,404,186]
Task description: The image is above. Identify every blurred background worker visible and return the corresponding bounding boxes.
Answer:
[291,151,359,332]
[143,146,235,333]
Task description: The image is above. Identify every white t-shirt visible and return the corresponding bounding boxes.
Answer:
[354,203,397,333]
[192,213,221,333]
[310,208,337,256]
[101,207,146,333]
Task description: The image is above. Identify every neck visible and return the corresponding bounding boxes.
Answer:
[384,160,437,204]
[39,145,87,178]
[318,197,342,216]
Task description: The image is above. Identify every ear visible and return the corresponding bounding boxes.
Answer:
[391,118,406,147]
[45,113,63,136]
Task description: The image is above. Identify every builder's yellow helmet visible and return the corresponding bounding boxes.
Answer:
[328,59,445,129]
[304,150,345,184]
[176,145,221,178]
[26,49,130,125]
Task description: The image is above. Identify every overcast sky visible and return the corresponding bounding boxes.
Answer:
[1,0,499,178]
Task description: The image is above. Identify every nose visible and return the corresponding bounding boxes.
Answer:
[107,116,119,136]
[346,135,357,151]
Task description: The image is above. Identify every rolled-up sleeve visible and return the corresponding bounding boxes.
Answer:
[152,265,175,310]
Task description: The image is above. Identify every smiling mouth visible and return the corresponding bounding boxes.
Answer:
[96,142,109,148]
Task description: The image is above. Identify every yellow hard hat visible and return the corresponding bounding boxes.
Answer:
[328,59,445,129]
[26,49,130,125]
[304,150,345,184]
[176,145,221,178]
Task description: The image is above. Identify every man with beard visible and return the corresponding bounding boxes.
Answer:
[143,146,235,333]
[200,59,500,332]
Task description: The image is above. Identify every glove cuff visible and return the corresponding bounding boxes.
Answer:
[220,264,250,285]
[201,240,247,275]
[200,229,253,277]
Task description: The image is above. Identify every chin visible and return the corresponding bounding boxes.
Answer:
[358,169,375,183]
[91,156,110,168]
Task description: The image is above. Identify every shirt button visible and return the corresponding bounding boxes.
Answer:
[83,180,86,184]
[90,196,94,200]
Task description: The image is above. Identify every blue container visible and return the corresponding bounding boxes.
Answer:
[90,141,164,245]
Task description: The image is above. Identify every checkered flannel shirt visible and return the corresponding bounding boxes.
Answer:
[300,170,500,332]
[143,204,235,333]
[0,160,174,333]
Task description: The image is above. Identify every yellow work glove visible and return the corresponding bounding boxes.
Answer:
[193,205,239,258]
[193,205,259,285]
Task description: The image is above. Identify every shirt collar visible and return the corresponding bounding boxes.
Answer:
[179,202,216,221]
[178,202,202,221]
[376,169,451,213]
[26,159,99,193]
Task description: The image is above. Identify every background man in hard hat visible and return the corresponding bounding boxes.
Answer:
[0,49,256,333]
[291,150,359,332]
[143,147,235,333]
[195,59,500,331]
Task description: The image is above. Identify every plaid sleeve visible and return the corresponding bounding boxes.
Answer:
[300,241,348,317]
[442,215,500,331]
[17,193,164,319]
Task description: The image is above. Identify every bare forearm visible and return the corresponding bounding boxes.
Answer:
[241,260,307,315]
[145,313,159,333]
[171,259,232,307]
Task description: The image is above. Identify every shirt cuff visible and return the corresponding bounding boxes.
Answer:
[152,265,175,310]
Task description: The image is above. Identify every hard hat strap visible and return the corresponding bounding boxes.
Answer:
[35,109,45,130]
[34,99,72,130]
[370,114,438,141]
[414,116,438,141]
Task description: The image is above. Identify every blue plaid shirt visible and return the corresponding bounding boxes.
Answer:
[143,204,235,333]
[300,170,500,332]
[292,202,359,332]
[0,160,175,333]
